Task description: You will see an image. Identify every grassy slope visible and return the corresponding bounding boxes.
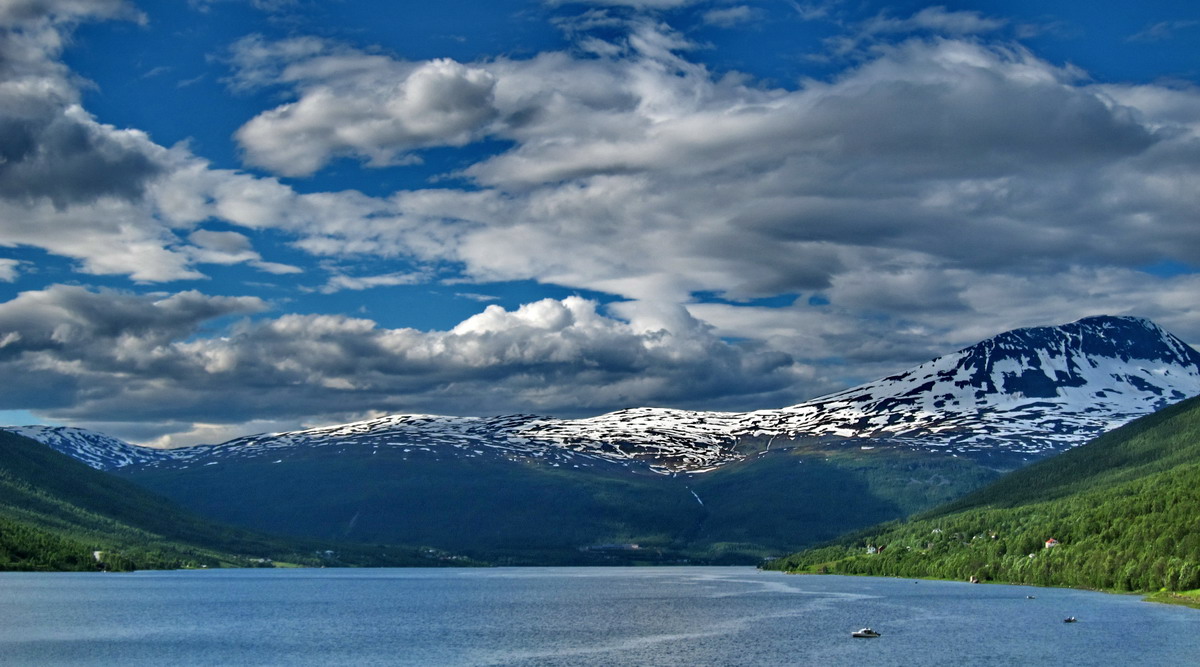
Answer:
[1144,589,1200,610]
[764,395,1200,593]
[120,441,999,564]
[0,431,435,570]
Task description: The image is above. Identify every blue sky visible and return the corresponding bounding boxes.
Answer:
[1,0,1198,446]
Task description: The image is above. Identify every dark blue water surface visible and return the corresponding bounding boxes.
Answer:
[1,567,1197,666]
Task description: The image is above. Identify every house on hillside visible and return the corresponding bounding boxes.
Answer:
[1044,538,1060,549]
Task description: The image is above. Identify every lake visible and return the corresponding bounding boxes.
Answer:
[1,567,1197,665]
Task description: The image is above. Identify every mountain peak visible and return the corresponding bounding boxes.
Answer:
[763,314,1200,457]
[943,314,1200,401]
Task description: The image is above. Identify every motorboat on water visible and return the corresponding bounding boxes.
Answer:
[852,628,881,638]
[1063,617,1077,623]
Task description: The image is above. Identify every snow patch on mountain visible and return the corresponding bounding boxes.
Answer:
[3,425,182,470]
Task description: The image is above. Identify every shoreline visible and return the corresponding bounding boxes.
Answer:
[773,569,1200,610]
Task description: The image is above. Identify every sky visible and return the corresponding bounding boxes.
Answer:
[1,0,1199,447]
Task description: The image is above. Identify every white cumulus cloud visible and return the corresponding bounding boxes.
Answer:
[231,37,499,176]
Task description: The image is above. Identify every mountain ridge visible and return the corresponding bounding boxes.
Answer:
[11,315,1199,474]
[8,314,1197,564]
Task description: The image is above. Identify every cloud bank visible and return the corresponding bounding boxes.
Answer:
[227,24,1200,306]
[0,286,800,445]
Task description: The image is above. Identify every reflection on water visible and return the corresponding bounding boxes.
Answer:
[1,567,1197,666]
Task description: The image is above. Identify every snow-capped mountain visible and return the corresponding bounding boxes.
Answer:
[728,314,1200,455]
[3,425,182,470]
[9,316,1200,474]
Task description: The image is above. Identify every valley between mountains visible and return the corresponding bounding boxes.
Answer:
[6,315,1200,566]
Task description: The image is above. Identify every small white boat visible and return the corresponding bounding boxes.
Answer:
[1063,617,1077,623]
[852,628,881,638]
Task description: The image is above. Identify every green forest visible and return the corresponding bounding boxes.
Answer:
[765,394,1200,596]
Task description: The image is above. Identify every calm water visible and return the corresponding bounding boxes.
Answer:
[1,567,1197,666]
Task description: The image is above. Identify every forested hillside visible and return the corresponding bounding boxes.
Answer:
[0,431,435,570]
[765,395,1200,593]
[119,440,998,565]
